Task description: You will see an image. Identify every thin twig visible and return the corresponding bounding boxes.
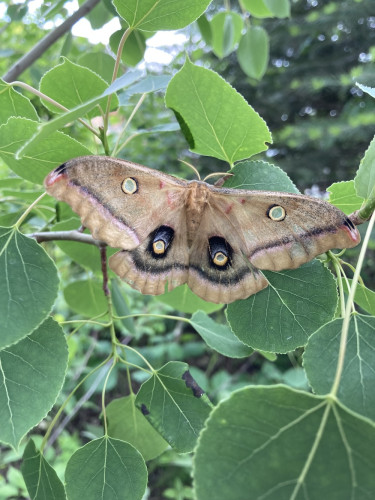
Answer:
[30,229,103,246]
[3,0,101,82]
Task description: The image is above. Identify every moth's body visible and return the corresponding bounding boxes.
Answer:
[45,156,360,303]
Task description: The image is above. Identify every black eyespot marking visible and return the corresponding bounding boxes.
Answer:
[54,162,67,174]
[121,177,138,194]
[208,236,232,270]
[267,204,286,221]
[344,217,355,231]
[148,225,175,259]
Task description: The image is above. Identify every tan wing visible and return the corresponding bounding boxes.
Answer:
[44,155,188,250]
[45,155,190,293]
[207,186,361,272]
[187,204,268,303]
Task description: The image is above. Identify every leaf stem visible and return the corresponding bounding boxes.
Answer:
[330,210,375,397]
[14,191,46,229]
[40,355,112,452]
[11,81,99,136]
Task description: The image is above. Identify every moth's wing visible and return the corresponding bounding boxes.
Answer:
[44,155,187,250]
[210,187,360,272]
[45,155,190,294]
[187,204,269,304]
[108,208,189,296]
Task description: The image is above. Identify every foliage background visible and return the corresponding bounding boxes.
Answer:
[0,0,374,499]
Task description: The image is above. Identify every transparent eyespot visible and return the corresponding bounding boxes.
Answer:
[213,251,228,266]
[268,205,286,221]
[121,177,138,194]
[153,240,165,254]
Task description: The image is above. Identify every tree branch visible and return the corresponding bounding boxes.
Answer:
[30,230,104,247]
[3,0,101,83]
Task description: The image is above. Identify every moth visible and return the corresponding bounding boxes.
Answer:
[44,156,360,304]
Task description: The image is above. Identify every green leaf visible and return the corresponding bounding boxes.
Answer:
[197,14,212,45]
[165,59,271,163]
[17,71,138,158]
[223,160,298,193]
[78,52,116,83]
[39,58,115,118]
[0,80,38,125]
[210,12,243,59]
[194,385,375,499]
[226,260,338,352]
[21,439,66,500]
[240,0,273,18]
[111,279,136,334]
[107,395,168,461]
[304,315,375,420]
[0,227,59,349]
[0,318,68,449]
[122,74,172,96]
[51,217,116,273]
[343,279,375,315]
[354,134,375,199]
[327,180,363,214]
[237,26,269,80]
[264,0,290,18]
[113,0,213,31]
[155,284,223,314]
[0,117,91,184]
[191,311,253,358]
[65,437,147,500]
[110,29,146,67]
[135,361,212,453]
[63,279,107,317]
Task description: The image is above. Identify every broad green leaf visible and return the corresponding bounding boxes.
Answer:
[210,12,243,59]
[65,437,147,500]
[223,160,299,193]
[0,227,59,349]
[51,217,116,273]
[111,279,136,335]
[78,52,116,83]
[39,58,116,118]
[0,318,68,449]
[194,385,375,499]
[122,75,171,96]
[63,279,107,317]
[304,315,375,420]
[21,439,66,500]
[354,134,375,199]
[17,72,137,158]
[197,14,212,45]
[0,80,38,125]
[107,395,168,461]
[264,0,290,18]
[356,82,375,99]
[113,0,212,31]
[0,117,91,184]
[135,361,212,453]
[165,59,271,163]
[110,29,146,67]
[155,284,223,314]
[191,311,253,358]
[343,279,375,315]
[327,180,363,214]
[227,260,338,352]
[238,26,269,80]
[240,0,273,18]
